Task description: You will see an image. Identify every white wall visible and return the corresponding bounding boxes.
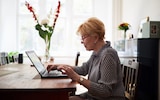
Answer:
[0,0,2,47]
[93,0,112,42]
[122,0,160,38]
[0,0,18,52]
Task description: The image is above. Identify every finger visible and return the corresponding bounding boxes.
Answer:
[57,65,65,70]
[57,66,66,74]
[60,69,66,74]
[46,65,52,71]
[62,67,72,75]
[47,65,56,72]
[47,65,51,69]
[47,67,52,72]
[64,67,70,72]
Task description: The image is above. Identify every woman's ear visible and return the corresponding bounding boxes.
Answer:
[94,35,99,44]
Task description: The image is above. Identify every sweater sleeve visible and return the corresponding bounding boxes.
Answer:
[74,54,95,76]
[74,62,89,76]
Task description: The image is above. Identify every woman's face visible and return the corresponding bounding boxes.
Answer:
[81,34,97,51]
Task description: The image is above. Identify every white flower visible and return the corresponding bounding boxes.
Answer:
[41,19,49,25]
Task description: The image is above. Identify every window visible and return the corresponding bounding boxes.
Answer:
[0,0,114,58]
[18,0,93,56]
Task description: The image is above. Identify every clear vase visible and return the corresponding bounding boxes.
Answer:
[44,45,49,63]
[124,30,127,40]
[44,35,50,63]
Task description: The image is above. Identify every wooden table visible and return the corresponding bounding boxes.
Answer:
[0,63,76,100]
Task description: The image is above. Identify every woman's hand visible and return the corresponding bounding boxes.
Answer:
[57,65,80,82]
[47,64,80,82]
[46,64,66,71]
[47,64,60,72]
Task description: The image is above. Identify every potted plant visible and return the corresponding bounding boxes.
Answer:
[8,51,19,63]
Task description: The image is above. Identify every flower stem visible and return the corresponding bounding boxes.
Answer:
[124,30,127,39]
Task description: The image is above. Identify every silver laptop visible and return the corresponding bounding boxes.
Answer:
[25,51,67,78]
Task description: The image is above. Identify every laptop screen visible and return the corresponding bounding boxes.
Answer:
[26,51,45,73]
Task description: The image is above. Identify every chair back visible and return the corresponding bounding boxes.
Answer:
[75,52,80,66]
[121,59,139,100]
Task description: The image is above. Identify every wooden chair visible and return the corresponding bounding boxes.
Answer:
[75,52,80,66]
[121,59,139,100]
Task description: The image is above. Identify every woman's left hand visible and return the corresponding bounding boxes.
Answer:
[57,65,80,82]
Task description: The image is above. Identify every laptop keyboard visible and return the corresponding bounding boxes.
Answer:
[43,70,63,76]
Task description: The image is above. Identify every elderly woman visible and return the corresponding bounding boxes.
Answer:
[47,17,125,100]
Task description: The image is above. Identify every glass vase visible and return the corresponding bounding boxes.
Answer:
[44,36,50,63]
[124,30,127,40]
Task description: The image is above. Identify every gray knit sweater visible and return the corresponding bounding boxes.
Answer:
[74,41,125,100]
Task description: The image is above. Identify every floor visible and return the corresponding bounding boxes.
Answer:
[76,84,87,95]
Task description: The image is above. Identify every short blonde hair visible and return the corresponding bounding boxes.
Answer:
[77,17,105,40]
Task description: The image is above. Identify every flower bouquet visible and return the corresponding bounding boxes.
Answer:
[118,22,130,39]
[25,1,61,62]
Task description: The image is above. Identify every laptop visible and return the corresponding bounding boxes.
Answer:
[25,50,68,78]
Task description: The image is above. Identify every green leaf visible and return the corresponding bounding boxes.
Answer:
[35,24,41,30]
